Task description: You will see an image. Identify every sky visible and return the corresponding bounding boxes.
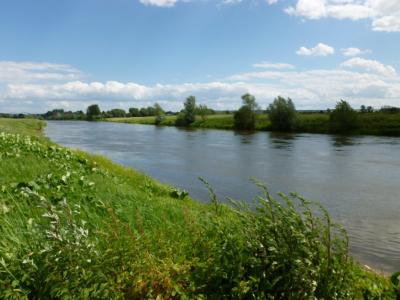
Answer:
[0,0,399,113]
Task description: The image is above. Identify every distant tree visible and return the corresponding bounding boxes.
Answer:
[330,100,359,133]
[86,104,101,121]
[129,107,140,117]
[268,96,297,132]
[360,105,367,113]
[242,93,258,111]
[154,103,165,125]
[234,93,259,130]
[197,104,211,121]
[139,107,149,116]
[107,108,126,118]
[146,106,156,116]
[366,106,374,113]
[176,96,196,126]
[380,106,400,113]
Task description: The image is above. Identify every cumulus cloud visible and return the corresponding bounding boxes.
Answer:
[296,43,335,56]
[1,59,400,113]
[340,57,397,77]
[285,0,400,32]
[341,47,371,57]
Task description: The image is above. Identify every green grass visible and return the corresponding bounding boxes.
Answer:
[0,118,45,137]
[108,115,177,126]
[0,118,398,299]
[107,112,400,136]
[107,114,267,131]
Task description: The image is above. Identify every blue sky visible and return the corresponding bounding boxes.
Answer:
[0,0,399,113]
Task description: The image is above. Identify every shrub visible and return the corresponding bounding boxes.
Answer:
[86,104,101,121]
[196,104,213,121]
[268,96,297,131]
[154,103,165,125]
[175,96,196,126]
[234,93,258,130]
[330,100,359,133]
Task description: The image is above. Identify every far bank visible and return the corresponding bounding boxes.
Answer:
[106,112,400,136]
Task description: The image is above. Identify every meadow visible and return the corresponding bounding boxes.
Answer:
[0,118,399,299]
[107,112,400,136]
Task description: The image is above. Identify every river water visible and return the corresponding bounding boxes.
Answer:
[46,121,400,273]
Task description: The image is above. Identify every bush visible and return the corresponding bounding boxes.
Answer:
[234,93,258,130]
[175,96,196,126]
[268,96,297,131]
[153,103,165,125]
[86,104,101,121]
[330,100,359,133]
[234,106,256,130]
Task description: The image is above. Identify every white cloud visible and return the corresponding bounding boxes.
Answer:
[252,62,295,69]
[285,0,400,32]
[341,47,371,57]
[372,15,400,32]
[340,57,397,77]
[0,61,82,83]
[139,0,178,7]
[296,43,335,56]
[1,59,400,113]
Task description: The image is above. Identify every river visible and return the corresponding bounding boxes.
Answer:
[45,120,400,273]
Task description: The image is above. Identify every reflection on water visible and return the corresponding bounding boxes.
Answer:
[331,135,358,148]
[234,131,257,144]
[46,121,400,273]
[270,132,296,150]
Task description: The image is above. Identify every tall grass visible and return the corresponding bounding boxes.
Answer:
[0,121,398,299]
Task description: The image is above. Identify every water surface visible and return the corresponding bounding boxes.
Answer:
[46,121,400,273]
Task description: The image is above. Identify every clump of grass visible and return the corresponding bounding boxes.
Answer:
[0,122,398,298]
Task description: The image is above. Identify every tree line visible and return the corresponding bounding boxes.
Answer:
[1,95,399,134]
[232,94,375,133]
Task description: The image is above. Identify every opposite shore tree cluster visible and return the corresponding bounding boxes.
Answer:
[5,94,400,135]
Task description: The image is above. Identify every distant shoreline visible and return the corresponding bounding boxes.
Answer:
[105,112,400,137]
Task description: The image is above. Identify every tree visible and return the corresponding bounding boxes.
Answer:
[107,109,126,118]
[86,104,101,121]
[129,107,140,117]
[197,104,211,121]
[360,105,367,113]
[268,96,297,131]
[330,100,359,133]
[234,93,259,130]
[154,103,165,125]
[176,96,196,126]
[242,93,258,111]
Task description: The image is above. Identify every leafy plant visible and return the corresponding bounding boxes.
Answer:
[268,96,297,131]
[330,100,359,133]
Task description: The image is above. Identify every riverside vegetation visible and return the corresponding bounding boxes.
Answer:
[106,96,400,137]
[0,118,400,299]
[3,95,400,136]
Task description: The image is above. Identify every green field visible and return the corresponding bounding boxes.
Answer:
[107,112,400,136]
[107,114,271,130]
[0,118,398,298]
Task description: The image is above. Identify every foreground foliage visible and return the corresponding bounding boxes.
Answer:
[0,119,398,299]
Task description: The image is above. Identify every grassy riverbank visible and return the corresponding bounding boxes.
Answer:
[107,112,400,136]
[1,118,398,299]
